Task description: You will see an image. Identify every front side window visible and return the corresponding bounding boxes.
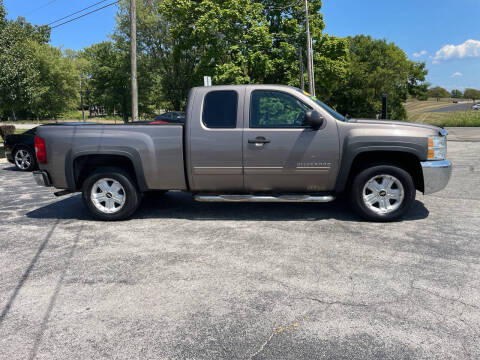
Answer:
[203,90,238,128]
[250,90,311,128]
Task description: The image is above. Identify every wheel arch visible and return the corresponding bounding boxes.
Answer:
[12,143,35,156]
[335,149,424,194]
[69,150,148,192]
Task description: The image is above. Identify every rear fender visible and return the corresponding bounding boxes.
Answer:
[67,147,147,191]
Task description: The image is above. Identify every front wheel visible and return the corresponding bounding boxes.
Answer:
[350,164,416,222]
[82,168,141,221]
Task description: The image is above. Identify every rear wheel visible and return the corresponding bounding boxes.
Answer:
[351,164,416,222]
[82,168,141,221]
[14,147,36,171]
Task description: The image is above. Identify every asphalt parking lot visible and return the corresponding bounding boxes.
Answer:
[1,141,479,360]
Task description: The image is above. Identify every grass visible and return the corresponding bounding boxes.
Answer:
[405,100,454,114]
[58,109,84,120]
[405,100,480,127]
[406,110,480,127]
[57,110,126,123]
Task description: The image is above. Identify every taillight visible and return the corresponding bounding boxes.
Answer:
[150,120,168,124]
[34,136,47,164]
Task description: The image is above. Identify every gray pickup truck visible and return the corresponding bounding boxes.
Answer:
[33,85,452,221]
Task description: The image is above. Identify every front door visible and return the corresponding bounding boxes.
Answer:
[243,88,340,193]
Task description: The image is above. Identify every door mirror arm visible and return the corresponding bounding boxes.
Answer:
[303,110,325,130]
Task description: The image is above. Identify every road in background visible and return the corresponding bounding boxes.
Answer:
[428,103,473,112]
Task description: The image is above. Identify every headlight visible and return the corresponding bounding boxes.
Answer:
[428,136,447,160]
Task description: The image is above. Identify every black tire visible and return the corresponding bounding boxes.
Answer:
[82,167,141,221]
[13,147,37,172]
[350,163,416,222]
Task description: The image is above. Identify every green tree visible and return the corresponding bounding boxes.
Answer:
[464,88,480,102]
[252,0,349,100]
[89,0,424,120]
[312,34,349,105]
[30,43,79,119]
[0,1,50,120]
[112,0,349,111]
[427,86,450,101]
[332,35,428,120]
[65,49,91,117]
[81,40,156,121]
[256,0,323,86]
[450,89,463,98]
[82,41,131,121]
[114,0,274,110]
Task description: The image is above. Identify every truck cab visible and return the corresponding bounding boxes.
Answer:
[186,85,340,194]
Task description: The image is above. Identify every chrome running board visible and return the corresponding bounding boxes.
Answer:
[194,194,335,203]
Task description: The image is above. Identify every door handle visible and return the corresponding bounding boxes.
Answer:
[248,137,271,144]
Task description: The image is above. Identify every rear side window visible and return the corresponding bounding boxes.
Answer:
[202,90,238,128]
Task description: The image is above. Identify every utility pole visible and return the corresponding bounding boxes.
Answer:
[130,0,138,122]
[79,75,85,121]
[304,0,314,95]
[298,48,304,91]
[310,38,315,96]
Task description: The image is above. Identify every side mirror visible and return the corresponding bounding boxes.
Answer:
[303,110,325,130]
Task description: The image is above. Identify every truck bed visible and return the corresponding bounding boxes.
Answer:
[36,124,187,191]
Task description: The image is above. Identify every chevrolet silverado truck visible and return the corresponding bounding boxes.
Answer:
[33,85,452,221]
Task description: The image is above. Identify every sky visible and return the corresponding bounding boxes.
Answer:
[4,0,118,50]
[4,0,480,91]
[322,0,480,91]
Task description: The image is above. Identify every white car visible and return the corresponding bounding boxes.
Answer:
[473,104,480,110]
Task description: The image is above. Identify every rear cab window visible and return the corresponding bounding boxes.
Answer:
[202,90,238,128]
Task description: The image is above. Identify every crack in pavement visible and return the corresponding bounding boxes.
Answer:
[247,317,306,360]
[412,285,480,310]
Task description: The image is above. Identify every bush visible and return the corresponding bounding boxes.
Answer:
[58,109,83,120]
[0,125,15,141]
[436,111,480,127]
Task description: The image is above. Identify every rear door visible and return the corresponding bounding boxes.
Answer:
[243,88,340,192]
[187,87,245,192]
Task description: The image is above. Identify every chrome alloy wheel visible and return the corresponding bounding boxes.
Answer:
[362,174,405,215]
[90,178,126,214]
[15,149,32,170]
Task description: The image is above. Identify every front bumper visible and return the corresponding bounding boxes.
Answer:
[421,160,452,195]
[33,170,52,187]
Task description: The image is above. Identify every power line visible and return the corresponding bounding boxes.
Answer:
[25,0,59,15]
[47,0,111,26]
[50,1,120,29]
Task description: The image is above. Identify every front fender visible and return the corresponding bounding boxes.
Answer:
[334,125,429,193]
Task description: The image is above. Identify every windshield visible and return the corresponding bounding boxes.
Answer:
[295,89,346,121]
